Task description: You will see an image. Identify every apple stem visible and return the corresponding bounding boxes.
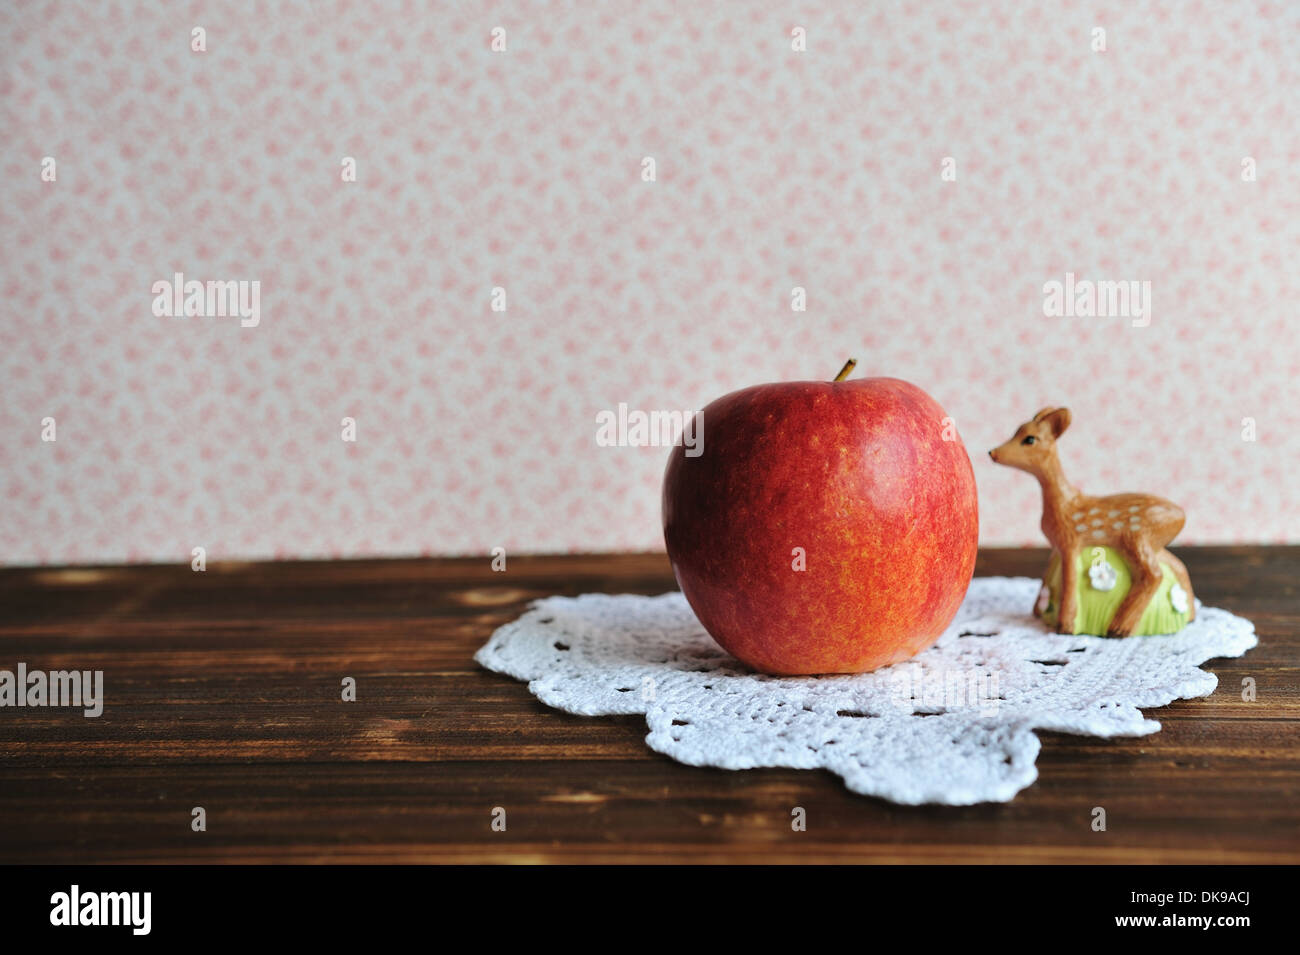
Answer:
[833,359,857,382]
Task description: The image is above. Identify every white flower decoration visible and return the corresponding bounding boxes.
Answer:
[1035,584,1051,614]
[1170,583,1190,614]
[1087,549,1118,592]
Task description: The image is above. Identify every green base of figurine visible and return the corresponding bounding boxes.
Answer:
[1037,546,1191,636]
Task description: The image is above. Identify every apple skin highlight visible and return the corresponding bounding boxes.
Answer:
[662,376,979,675]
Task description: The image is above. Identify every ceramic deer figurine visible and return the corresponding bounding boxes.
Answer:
[989,407,1195,636]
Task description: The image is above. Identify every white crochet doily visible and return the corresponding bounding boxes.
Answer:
[475,577,1256,805]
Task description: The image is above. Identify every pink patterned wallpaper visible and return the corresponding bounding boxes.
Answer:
[2,1,1298,565]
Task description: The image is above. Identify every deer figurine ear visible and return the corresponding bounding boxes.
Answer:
[1041,407,1071,437]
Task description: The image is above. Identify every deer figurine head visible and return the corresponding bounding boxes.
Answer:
[987,406,1071,476]
[989,406,1195,638]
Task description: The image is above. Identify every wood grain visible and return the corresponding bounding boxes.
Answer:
[0,547,1296,864]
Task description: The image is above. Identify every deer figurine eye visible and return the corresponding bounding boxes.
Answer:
[1021,435,1037,445]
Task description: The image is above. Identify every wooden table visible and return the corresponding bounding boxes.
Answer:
[0,547,1295,864]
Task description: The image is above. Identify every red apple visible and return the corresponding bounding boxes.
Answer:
[662,363,979,675]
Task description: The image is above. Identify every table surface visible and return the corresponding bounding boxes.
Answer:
[0,546,1295,864]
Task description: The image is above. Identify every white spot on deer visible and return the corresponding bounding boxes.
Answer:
[1129,505,1141,513]
[1091,529,1105,538]
[1074,523,1088,532]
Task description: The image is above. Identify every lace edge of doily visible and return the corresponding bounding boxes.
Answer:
[473,586,1258,804]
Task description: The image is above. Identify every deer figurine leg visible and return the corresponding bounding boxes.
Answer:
[1056,548,1080,634]
[1107,540,1163,637]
